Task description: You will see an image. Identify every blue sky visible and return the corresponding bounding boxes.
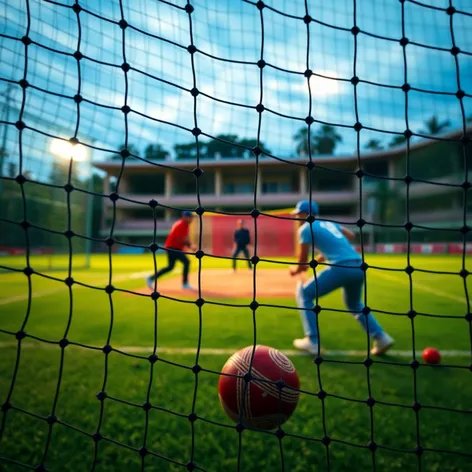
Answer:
[0,0,471,182]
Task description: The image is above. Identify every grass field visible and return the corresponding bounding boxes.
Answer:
[0,253,471,472]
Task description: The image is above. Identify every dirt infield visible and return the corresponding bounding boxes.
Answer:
[131,268,305,300]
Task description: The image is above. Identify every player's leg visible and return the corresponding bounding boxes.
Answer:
[294,267,344,354]
[176,252,192,289]
[146,250,177,289]
[242,246,251,269]
[232,247,242,271]
[342,268,394,355]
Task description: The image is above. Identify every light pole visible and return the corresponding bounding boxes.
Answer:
[50,138,94,269]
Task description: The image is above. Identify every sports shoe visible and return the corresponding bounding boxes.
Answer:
[370,333,394,356]
[146,276,155,291]
[182,282,194,290]
[293,337,322,355]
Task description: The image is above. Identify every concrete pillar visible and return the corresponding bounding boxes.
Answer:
[299,168,307,195]
[215,168,222,197]
[256,167,262,197]
[103,175,110,195]
[165,171,173,198]
[164,208,172,221]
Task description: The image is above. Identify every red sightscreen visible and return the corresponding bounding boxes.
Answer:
[207,214,296,258]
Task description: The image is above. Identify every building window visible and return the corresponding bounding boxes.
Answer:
[262,180,292,193]
[223,182,254,194]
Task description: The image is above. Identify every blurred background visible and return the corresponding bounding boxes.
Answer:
[0,0,471,263]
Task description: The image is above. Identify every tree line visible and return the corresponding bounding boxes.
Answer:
[111,114,469,161]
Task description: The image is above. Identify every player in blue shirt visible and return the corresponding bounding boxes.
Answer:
[289,200,394,356]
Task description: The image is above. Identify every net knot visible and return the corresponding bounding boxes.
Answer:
[195,298,205,307]
[351,26,360,35]
[368,441,377,452]
[46,415,57,425]
[313,355,323,365]
[139,447,149,457]
[102,344,112,354]
[16,330,26,340]
[249,301,259,311]
[366,397,376,407]
[275,428,285,440]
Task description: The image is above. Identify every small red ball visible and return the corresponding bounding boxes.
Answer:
[423,347,441,365]
[218,345,300,430]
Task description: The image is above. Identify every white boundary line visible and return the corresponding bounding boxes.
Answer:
[0,342,469,358]
[0,271,150,306]
[376,271,467,304]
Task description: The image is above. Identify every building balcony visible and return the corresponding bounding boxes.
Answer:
[104,191,359,208]
[99,219,175,237]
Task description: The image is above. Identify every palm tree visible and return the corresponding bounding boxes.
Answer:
[388,135,407,148]
[364,139,383,151]
[293,125,342,156]
[144,143,168,160]
[110,143,140,160]
[313,125,343,155]
[420,115,450,135]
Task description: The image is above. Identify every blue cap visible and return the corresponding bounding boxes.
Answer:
[182,210,193,218]
[291,200,319,215]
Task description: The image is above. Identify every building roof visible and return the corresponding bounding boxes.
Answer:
[92,127,470,174]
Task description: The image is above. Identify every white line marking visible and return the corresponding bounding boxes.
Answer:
[0,271,150,306]
[376,271,467,304]
[0,343,469,358]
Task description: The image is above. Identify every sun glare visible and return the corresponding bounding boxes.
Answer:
[50,138,88,161]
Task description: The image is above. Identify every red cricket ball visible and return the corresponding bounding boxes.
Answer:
[423,347,441,365]
[218,345,300,430]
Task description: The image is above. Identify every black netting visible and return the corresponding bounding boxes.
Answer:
[1,1,472,471]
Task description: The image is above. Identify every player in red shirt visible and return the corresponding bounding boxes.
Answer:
[146,211,196,290]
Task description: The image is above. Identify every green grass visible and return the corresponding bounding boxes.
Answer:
[0,254,471,471]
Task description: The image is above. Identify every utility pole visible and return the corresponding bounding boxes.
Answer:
[0,84,14,200]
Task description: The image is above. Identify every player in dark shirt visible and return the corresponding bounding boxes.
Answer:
[232,219,252,272]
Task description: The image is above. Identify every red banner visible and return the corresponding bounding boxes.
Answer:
[376,244,405,254]
[410,244,447,254]
[448,243,472,254]
[209,214,295,258]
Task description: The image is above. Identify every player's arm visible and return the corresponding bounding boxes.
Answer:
[340,226,356,242]
[289,243,310,276]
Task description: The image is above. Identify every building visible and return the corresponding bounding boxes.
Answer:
[94,128,471,248]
